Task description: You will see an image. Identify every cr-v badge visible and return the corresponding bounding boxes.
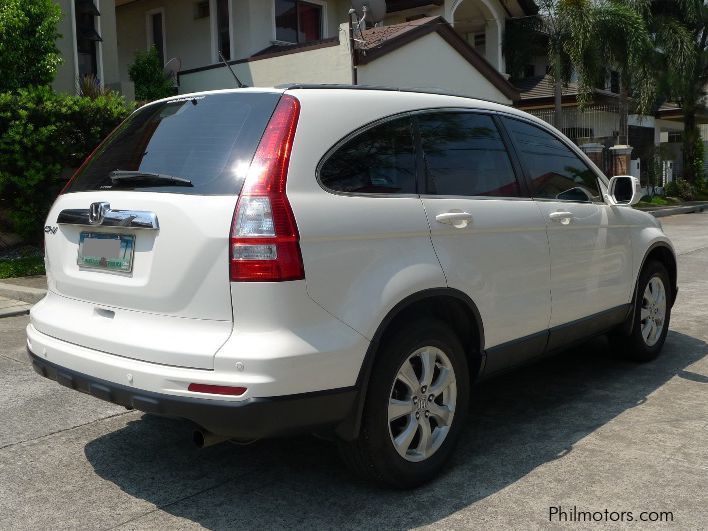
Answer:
[44,226,58,234]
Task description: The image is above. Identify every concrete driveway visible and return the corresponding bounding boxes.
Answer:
[1,213,706,530]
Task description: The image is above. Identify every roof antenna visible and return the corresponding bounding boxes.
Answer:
[219,51,247,88]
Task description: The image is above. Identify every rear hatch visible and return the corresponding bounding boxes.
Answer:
[36,90,283,369]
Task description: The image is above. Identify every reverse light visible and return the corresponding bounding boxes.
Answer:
[188,383,247,396]
[229,95,304,282]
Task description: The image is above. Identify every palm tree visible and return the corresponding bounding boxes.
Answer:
[559,0,657,145]
[505,1,657,143]
[504,0,572,129]
[646,0,705,182]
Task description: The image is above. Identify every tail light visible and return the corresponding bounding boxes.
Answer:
[229,95,304,282]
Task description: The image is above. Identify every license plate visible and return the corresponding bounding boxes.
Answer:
[78,232,135,273]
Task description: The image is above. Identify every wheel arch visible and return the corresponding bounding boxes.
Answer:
[619,241,678,337]
[335,288,485,441]
[640,242,678,305]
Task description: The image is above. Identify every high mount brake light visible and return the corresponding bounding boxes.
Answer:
[229,95,304,282]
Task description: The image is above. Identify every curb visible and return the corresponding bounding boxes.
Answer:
[0,306,30,318]
[0,282,46,304]
[644,203,708,218]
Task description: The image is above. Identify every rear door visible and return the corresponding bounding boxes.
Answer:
[499,116,633,340]
[417,110,552,372]
[37,91,282,368]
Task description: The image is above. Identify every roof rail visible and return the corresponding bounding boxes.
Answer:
[275,83,509,106]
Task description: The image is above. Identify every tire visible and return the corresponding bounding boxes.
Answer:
[610,261,672,362]
[339,319,470,488]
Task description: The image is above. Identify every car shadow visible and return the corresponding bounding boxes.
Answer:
[84,330,707,529]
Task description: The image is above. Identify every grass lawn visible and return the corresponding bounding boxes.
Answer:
[637,195,682,208]
[0,256,45,279]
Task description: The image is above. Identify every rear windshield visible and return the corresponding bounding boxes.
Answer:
[64,92,281,195]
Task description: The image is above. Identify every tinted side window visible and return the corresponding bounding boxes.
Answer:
[418,112,520,197]
[320,116,416,194]
[502,117,601,202]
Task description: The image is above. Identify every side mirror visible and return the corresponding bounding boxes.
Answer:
[607,175,641,206]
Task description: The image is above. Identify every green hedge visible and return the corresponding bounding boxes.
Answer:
[0,86,134,241]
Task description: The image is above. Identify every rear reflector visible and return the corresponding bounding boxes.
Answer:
[188,383,247,396]
[229,94,304,282]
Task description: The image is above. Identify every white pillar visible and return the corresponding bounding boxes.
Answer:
[485,18,503,73]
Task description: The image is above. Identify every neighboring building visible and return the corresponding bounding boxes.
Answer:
[51,0,535,104]
[516,74,708,182]
[109,0,536,103]
[52,0,128,97]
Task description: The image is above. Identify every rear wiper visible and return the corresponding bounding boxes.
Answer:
[109,170,193,187]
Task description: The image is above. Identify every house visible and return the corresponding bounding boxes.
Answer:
[52,0,128,96]
[113,0,536,103]
[51,0,537,104]
[516,74,708,182]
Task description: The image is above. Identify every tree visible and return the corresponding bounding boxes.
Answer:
[646,0,706,182]
[505,0,656,141]
[0,0,62,91]
[504,1,573,129]
[560,0,656,145]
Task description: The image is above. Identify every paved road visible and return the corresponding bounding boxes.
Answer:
[1,213,707,530]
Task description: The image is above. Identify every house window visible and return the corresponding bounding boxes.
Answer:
[75,0,102,79]
[275,0,323,43]
[216,0,230,59]
[668,131,682,143]
[473,33,485,55]
[195,1,209,19]
[610,71,620,94]
[147,10,165,66]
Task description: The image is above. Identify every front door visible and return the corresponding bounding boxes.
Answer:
[416,111,552,372]
[499,116,633,340]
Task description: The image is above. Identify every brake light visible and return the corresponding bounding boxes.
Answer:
[229,95,304,282]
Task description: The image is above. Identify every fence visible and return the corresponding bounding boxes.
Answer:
[525,105,621,144]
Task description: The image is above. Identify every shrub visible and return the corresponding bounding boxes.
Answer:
[0,86,134,240]
[128,46,174,102]
[0,0,62,91]
[79,74,112,99]
[664,178,696,201]
[0,256,45,279]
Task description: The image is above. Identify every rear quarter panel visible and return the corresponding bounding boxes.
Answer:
[285,90,450,340]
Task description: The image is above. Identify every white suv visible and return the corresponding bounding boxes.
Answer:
[28,86,677,487]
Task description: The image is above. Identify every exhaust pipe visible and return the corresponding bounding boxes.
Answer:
[193,429,229,448]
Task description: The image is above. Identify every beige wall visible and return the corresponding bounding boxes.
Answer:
[359,31,511,104]
[98,0,121,89]
[116,0,349,87]
[53,0,121,94]
[116,0,212,84]
[180,24,511,105]
[233,0,349,59]
[179,33,351,93]
[53,0,77,94]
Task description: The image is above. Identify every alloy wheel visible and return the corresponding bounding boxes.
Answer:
[387,346,457,462]
[641,276,667,347]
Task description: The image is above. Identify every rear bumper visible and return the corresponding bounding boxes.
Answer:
[28,348,357,439]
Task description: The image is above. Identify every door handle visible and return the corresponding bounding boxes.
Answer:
[435,211,473,228]
[549,211,574,225]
